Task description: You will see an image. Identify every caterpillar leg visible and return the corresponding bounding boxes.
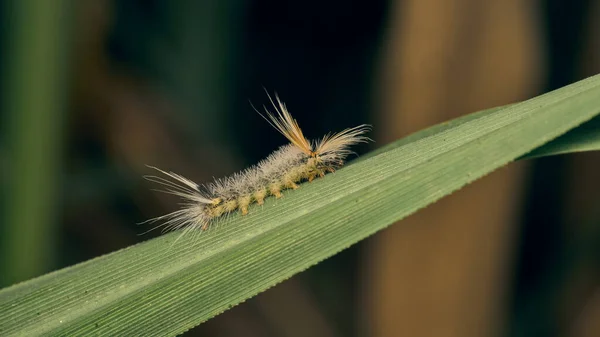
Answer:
[285,181,299,190]
[269,184,283,198]
[238,195,251,216]
[254,189,267,205]
[308,168,326,181]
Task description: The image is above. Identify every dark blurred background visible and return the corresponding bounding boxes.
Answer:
[1,1,599,336]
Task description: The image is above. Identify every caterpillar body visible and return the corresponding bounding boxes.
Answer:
[146,94,370,234]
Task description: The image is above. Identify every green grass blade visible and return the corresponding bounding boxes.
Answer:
[1,75,600,336]
[520,114,600,159]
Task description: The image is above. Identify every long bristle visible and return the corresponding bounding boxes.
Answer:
[315,124,371,160]
[145,166,213,204]
[143,166,214,235]
[258,92,313,156]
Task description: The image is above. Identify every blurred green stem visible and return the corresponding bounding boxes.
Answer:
[1,0,71,285]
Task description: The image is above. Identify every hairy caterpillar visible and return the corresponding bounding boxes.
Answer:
[145,94,370,234]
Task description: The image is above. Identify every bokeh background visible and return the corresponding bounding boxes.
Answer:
[1,1,599,336]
